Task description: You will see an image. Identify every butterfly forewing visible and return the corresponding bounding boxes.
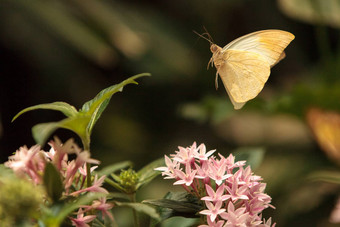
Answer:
[218,49,270,109]
[223,30,295,67]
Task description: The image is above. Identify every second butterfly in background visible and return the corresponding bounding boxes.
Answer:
[201,29,295,110]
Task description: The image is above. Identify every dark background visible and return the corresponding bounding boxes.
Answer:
[1,0,340,226]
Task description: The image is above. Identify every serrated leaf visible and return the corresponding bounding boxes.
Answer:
[308,170,340,184]
[95,161,133,177]
[115,201,160,220]
[32,115,90,145]
[233,147,265,170]
[12,102,78,122]
[81,73,151,135]
[43,162,63,202]
[136,158,164,189]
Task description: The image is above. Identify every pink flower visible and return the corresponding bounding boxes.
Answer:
[5,145,46,184]
[198,218,225,227]
[224,177,249,202]
[259,217,276,227]
[220,202,249,227]
[70,175,108,196]
[158,142,275,226]
[48,138,75,170]
[70,208,96,227]
[194,161,210,184]
[199,200,226,222]
[208,160,232,186]
[82,197,114,221]
[172,142,196,165]
[173,163,197,186]
[193,143,216,161]
[79,165,98,177]
[64,150,100,189]
[201,184,229,203]
[225,153,246,170]
[154,155,180,179]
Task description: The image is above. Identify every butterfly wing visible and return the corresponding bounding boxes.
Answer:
[217,49,270,109]
[223,30,295,67]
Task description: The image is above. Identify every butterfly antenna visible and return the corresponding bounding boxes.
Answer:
[193,30,213,45]
[202,26,214,43]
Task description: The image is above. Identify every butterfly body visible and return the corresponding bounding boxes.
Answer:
[208,30,295,109]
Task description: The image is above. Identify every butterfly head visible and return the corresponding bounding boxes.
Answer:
[209,44,222,67]
[210,44,222,54]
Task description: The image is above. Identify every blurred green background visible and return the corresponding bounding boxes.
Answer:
[1,0,340,226]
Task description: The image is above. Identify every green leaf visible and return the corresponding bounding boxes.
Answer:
[13,73,150,146]
[143,192,202,221]
[12,102,78,122]
[136,158,164,190]
[115,201,160,221]
[43,163,63,202]
[95,161,133,177]
[308,170,340,184]
[80,73,151,135]
[107,192,130,201]
[233,147,265,170]
[32,115,90,145]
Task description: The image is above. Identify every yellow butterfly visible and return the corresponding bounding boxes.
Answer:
[200,29,295,109]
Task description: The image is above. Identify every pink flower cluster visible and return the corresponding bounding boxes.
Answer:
[156,142,275,227]
[5,138,113,227]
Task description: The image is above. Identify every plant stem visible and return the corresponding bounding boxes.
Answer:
[82,137,92,188]
[129,193,140,227]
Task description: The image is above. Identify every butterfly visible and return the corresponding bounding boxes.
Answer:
[198,29,295,109]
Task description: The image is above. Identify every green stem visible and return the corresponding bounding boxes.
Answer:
[129,193,140,227]
[82,136,92,188]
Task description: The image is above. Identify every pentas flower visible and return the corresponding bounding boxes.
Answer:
[81,197,114,221]
[5,145,46,184]
[193,143,216,161]
[5,138,112,226]
[154,155,179,179]
[220,202,248,227]
[173,163,197,187]
[200,200,226,222]
[70,175,108,196]
[70,208,96,227]
[201,185,229,203]
[156,142,275,227]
